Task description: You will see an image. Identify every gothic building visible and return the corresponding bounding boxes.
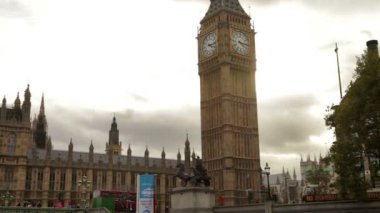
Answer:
[264,168,302,204]
[198,0,261,205]
[0,85,198,212]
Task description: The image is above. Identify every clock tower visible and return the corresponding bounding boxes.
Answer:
[198,0,261,205]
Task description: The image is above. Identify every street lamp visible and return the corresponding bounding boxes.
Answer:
[78,175,91,208]
[264,162,271,200]
[1,191,15,206]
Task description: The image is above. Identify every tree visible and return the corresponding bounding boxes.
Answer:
[325,42,380,199]
[305,166,330,194]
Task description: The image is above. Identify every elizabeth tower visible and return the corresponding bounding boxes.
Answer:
[198,0,261,205]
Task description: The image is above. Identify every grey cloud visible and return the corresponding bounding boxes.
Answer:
[258,95,326,154]
[47,106,201,159]
[46,94,327,162]
[0,0,30,18]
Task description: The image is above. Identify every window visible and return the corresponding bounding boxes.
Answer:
[49,168,55,191]
[37,168,43,190]
[102,171,107,188]
[112,171,117,189]
[5,167,14,188]
[60,169,66,190]
[25,168,32,190]
[71,169,77,191]
[93,171,98,190]
[121,172,126,188]
[7,133,16,155]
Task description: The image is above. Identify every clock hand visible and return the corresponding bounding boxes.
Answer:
[208,42,216,47]
[238,41,248,46]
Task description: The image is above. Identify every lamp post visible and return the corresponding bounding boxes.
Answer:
[1,191,15,206]
[78,175,91,208]
[264,162,271,200]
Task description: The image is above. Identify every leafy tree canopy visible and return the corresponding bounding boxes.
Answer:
[325,44,380,199]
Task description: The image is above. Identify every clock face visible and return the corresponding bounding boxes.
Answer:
[202,32,217,57]
[231,31,249,55]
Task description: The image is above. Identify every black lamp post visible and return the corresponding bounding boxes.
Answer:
[264,162,271,200]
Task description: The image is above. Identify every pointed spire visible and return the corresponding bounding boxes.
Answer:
[90,140,94,152]
[185,133,190,145]
[144,145,149,168]
[34,95,48,149]
[145,145,149,157]
[282,166,285,174]
[301,154,303,162]
[1,96,6,120]
[39,94,45,115]
[202,0,248,22]
[68,138,73,162]
[161,147,166,158]
[69,138,73,151]
[24,84,31,99]
[127,144,132,166]
[177,148,182,164]
[89,140,94,163]
[109,115,119,145]
[127,144,132,156]
[307,154,310,162]
[161,147,166,168]
[184,134,191,172]
[22,84,31,122]
[14,92,21,108]
[293,168,297,180]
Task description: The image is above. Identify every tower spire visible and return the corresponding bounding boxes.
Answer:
[184,134,191,173]
[199,0,260,205]
[106,115,122,155]
[22,84,31,122]
[34,94,48,149]
[40,94,45,115]
[202,0,248,22]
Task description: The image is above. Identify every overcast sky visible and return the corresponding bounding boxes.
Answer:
[1,0,379,177]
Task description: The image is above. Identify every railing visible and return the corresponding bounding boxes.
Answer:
[0,207,110,213]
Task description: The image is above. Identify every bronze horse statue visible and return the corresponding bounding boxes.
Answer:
[175,157,211,187]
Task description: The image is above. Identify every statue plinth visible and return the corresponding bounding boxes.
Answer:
[170,187,215,213]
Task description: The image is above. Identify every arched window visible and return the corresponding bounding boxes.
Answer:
[7,133,16,155]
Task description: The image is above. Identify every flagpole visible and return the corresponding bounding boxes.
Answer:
[334,43,343,99]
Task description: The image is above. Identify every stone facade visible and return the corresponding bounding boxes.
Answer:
[264,169,303,204]
[198,0,261,206]
[0,86,198,212]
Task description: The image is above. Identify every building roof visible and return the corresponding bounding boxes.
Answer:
[202,0,248,22]
[28,149,178,168]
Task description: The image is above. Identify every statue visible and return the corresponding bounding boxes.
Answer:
[175,156,211,187]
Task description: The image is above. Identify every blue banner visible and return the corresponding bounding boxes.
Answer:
[137,174,155,213]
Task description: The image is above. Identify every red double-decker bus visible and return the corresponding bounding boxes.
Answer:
[92,189,158,213]
[92,190,136,213]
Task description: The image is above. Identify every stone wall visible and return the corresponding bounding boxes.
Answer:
[214,200,380,213]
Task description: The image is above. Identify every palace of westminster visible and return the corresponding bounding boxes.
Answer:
[0,0,264,211]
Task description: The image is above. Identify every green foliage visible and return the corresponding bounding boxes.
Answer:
[305,166,330,194]
[325,47,380,200]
